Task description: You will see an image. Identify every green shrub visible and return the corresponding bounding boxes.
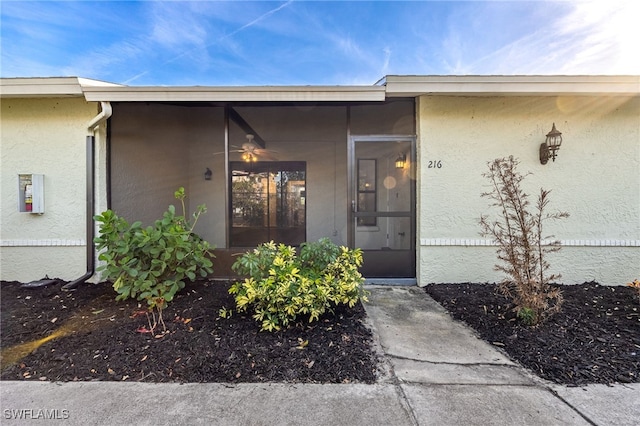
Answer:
[479,157,568,326]
[95,187,214,332]
[299,238,341,278]
[227,238,367,331]
[516,307,537,326]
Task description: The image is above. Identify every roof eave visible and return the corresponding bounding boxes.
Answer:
[383,75,640,97]
[82,86,387,102]
[0,77,84,98]
[0,77,123,98]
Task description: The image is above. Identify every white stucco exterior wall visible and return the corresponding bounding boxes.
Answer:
[416,95,640,286]
[0,97,98,282]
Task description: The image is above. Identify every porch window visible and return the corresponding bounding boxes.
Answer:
[230,161,306,247]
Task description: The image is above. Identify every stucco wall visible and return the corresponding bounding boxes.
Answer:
[417,95,640,286]
[0,97,98,282]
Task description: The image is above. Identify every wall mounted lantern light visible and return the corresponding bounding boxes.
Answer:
[395,153,406,169]
[204,167,212,180]
[539,123,563,165]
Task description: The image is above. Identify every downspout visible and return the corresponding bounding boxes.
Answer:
[62,101,112,290]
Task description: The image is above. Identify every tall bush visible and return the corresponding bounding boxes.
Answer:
[479,156,568,325]
[95,187,214,332]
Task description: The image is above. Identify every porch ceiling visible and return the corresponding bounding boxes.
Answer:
[382,75,640,97]
[82,85,387,102]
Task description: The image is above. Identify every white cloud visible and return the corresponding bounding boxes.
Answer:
[554,0,640,74]
[221,0,294,40]
[62,41,147,81]
[149,5,210,49]
[3,1,636,84]
[447,0,640,75]
[381,47,392,76]
[119,1,297,84]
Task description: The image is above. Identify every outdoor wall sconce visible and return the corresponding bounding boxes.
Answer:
[204,167,212,180]
[395,153,406,169]
[540,123,563,165]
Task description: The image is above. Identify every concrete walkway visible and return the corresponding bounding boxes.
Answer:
[365,286,639,426]
[1,286,638,425]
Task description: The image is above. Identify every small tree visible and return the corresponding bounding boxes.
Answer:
[479,156,568,325]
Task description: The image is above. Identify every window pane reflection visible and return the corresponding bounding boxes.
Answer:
[230,162,306,247]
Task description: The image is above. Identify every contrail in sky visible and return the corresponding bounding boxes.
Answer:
[124,0,294,85]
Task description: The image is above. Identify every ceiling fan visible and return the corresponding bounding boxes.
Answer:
[214,134,277,162]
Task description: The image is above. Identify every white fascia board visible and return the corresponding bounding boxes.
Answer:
[0,77,85,98]
[82,85,387,102]
[383,75,640,97]
[0,77,122,98]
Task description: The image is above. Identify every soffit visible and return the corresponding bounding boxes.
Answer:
[82,85,387,102]
[382,75,640,97]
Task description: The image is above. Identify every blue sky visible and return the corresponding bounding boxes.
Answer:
[1,1,638,86]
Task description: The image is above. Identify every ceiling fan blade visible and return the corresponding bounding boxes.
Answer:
[254,149,278,161]
[254,148,278,153]
[213,149,244,155]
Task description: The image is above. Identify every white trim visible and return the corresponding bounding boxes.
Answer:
[82,85,387,102]
[1,239,86,247]
[419,238,640,247]
[3,75,638,100]
[384,75,640,97]
[0,77,121,98]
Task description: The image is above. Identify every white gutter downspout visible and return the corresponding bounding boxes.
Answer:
[62,101,112,290]
[87,101,112,132]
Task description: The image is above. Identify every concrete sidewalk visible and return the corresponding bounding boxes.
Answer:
[364,286,639,426]
[1,286,638,425]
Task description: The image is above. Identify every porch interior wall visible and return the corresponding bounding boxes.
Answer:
[350,99,416,135]
[108,101,416,275]
[185,107,227,248]
[231,106,349,246]
[0,97,97,281]
[110,103,227,248]
[417,95,640,286]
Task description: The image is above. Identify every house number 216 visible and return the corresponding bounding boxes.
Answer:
[427,160,443,169]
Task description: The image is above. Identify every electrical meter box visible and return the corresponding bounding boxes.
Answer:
[18,174,44,214]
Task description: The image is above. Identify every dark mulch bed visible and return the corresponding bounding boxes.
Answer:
[0,280,378,383]
[4,279,639,386]
[425,282,640,386]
